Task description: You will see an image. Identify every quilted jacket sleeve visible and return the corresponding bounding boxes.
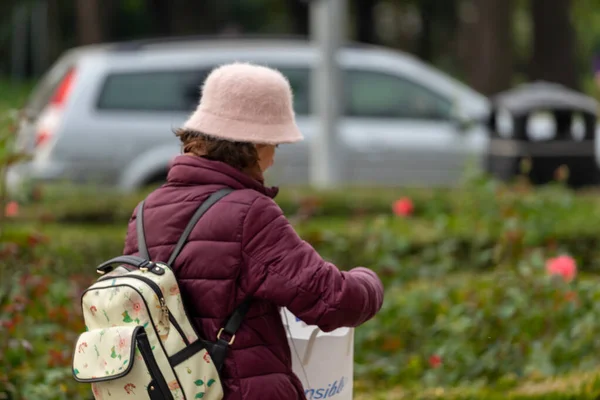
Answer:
[241,196,384,332]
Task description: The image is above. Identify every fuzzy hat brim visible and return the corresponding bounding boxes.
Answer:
[182,109,304,145]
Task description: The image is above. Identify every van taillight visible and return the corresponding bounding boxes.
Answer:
[35,130,52,147]
[50,68,76,106]
[35,68,76,149]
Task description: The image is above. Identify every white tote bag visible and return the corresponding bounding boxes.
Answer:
[281,308,354,400]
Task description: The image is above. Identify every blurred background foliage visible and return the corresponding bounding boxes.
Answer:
[2,0,600,98]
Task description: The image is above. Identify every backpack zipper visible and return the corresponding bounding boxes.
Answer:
[99,274,190,346]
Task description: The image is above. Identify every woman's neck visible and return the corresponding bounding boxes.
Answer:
[243,164,265,184]
[184,152,265,185]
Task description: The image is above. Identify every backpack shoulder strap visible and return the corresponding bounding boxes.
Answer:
[167,187,235,266]
[167,187,251,343]
[136,200,151,260]
[220,297,251,338]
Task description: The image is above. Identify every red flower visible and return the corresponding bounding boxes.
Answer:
[27,233,48,247]
[0,319,16,332]
[124,383,136,394]
[48,349,66,367]
[546,255,577,282]
[78,342,88,353]
[132,302,143,315]
[3,304,15,313]
[393,197,414,217]
[19,274,32,286]
[0,243,19,258]
[564,291,578,303]
[428,354,442,368]
[115,336,128,352]
[4,201,19,217]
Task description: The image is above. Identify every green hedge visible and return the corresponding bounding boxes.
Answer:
[14,178,600,282]
[356,369,600,399]
[16,183,411,223]
[0,256,92,399]
[3,220,600,396]
[4,177,600,398]
[19,173,600,224]
[356,264,600,388]
[13,215,600,287]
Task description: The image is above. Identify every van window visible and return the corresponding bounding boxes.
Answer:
[345,70,453,120]
[97,67,311,115]
[97,70,209,112]
[277,67,310,116]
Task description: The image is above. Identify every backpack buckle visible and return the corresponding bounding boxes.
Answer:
[139,260,151,272]
[217,328,236,345]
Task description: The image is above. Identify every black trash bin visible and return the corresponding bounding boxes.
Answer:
[486,82,600,188]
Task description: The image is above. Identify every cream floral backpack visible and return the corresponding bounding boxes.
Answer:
[72,188,250,399]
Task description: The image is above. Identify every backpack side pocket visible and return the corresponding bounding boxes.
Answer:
[73,326,173,399]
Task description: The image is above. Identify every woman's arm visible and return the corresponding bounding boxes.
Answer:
[241,196,384,332]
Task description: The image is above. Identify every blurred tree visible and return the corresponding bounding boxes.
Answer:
[571,0,600,97]
[287,0,309,36]
[355,0,377,44]
[530,0,578,90]
[416,0,458,65]
[47,0,62,61]
[147,0,171,35]
[100,0,117,41]
[229,0,287,34]
[1,0,595,96]
[110,0,153,41]
[170,0,239,35]
[456,0,514,95]
[169,0,204,35]
[75,0,103,44]
[417,0,435,61]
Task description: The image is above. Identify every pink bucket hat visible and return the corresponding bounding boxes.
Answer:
[182,62,304,144]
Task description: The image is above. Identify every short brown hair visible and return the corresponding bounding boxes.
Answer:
[174,128,259,171]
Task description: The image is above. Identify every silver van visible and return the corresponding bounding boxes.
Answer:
[7,37,491,193]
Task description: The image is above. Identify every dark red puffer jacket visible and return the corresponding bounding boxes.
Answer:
[123,155,384,400]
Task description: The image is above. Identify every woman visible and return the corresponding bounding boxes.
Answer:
[123,62,384,400]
